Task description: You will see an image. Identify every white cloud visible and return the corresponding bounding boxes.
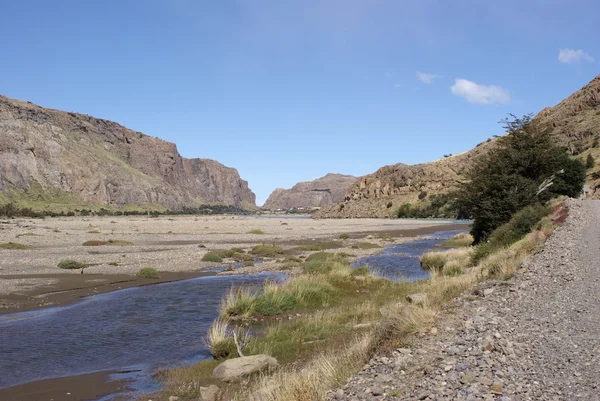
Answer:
[451,79,511,105]
[558,48,594,64]
[416,71,441,84]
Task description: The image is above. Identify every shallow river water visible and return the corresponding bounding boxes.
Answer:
[0,229,465,395]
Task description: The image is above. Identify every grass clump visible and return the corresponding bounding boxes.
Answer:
[206,318,235,359]
[136,267,160,279]
[202,252,223,263]
[339,233,350,240]
[294,241,344,252]
[220,277,337,318]
[250,244,284,258]
[304,252,350,275]
[58,260,87,269]
[440,232,474,247]
[0,242,30,250]
[350,242,383,250]
[82,239,133,246]
[281,256,302,269]
[83,240,108,246]
[419,247,474,274]
[472,203,550,264]
[247,229,266,235]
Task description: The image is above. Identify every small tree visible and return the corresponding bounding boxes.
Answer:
[460,114,585,243]
[586,154,595,169]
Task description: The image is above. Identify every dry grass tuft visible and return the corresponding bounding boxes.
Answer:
[440,232,474,247]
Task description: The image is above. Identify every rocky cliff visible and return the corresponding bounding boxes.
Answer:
[316,74,600,218]
[263,173,358,210]
[0,95,256,210]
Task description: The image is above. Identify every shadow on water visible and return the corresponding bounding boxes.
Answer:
[0,272,283,393]
[352,230,467,282]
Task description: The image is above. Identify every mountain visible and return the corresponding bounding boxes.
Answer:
[315,74,600,218]
[0,95,256,210]
[263,173,358,210]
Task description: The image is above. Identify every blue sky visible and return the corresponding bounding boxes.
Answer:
[1,1,598,205]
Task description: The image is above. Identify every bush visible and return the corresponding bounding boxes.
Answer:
[338,233,350,240]
[250,245,284,257]
[460,114,585,243]
[586,154,595,169]
[0,242,30,250]
[247,229,265,235]
[202,252,223,262]
[472,203,550,264]
[136,267,160,279]
[58,260,87,269]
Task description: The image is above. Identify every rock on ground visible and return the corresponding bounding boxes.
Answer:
[212,354,278,382]
[330,199,600,400]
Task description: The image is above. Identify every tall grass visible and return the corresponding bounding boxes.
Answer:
[220,277,337,318]
[419,247,474,276]
[440,232,474,247]
[206,318,235,359]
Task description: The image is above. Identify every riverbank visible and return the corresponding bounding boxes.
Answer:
[151,200,565,400]
[0,215,467,314]
[332,199,595,400]
[0,216,467,401]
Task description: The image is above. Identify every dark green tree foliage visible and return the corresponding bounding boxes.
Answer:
[586,154,595,169]
[461,114,585,243]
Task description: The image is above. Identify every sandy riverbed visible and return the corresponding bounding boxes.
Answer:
[0,215,467,313]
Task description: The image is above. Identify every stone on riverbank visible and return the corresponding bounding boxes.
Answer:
[212,354,278,382]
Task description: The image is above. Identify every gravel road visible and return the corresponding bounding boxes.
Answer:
[331,199,600,400]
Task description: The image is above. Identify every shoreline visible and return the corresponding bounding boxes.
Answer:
[0,218,469,401]
[0,221,469,316]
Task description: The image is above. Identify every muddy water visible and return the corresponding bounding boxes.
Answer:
[352,230,467,281]
[0,273,281,391]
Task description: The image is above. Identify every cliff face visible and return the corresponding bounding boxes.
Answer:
[0,95,256,209]
[263,173,358,210]
[315,74,600,218]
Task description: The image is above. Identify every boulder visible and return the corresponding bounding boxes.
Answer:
[199,384,220,401]
[212,354,278,382]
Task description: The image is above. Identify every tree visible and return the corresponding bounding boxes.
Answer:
[460,114,586,243]
[586,154,595,169]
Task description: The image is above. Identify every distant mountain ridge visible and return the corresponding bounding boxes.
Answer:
[315,74,600,218]
[0,95,256,210]
[263,173,358,210]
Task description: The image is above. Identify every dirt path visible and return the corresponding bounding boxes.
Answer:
[332,200,600,400]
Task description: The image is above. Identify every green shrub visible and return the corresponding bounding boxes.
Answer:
[473,203,550,264]
[250,245,284,257]
[350,242,383,250]
[586,154,595,169]
[247,229,265,235]
[460,114,585,243]
[58,260,87,269]
[0,242,30,250]
[136,267,160,279]
[338,233,350,240]
[202,252,223,263]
